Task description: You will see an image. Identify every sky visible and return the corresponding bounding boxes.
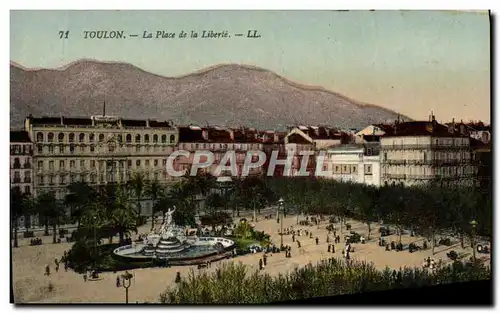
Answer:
[10,10,490,122]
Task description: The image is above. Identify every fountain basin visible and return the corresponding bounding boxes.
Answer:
[113,237,235,264]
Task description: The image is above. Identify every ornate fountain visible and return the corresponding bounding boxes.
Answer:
[113,206,235,265]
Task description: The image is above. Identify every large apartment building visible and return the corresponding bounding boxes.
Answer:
[174,125,264,177]
[380,115,476,187]
[10,130,34,195]
[25,115,178,206]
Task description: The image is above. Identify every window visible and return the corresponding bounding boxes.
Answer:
[89,134,95,143]
[383,152,387,161]
[48,145,54,154]
[90,174,96,183]
[70,144,75,154]
[127,160,132,167]
[99,134,105,142]
[37,161,43,170]
[49,175,54,185]
[59,160,65,169]
[169,134,175,143]
[162,135,167,143]
[145,134,150,143]
[70,160,75,168]
[79,133,85,143]
[80,160,85,168]
[24,171,31,183]
[136,160,141,167]
[154,159,158,167]
[36,132,44,142]
[163,159,167,166]
[136,146,140,152]
[90,145,95,152]
[49,161,54,170]
[153,134,158,143]
[24,186,30,194]
[91,160,95,168]
[135,134,141,143]
[48,133,54,143]
[69,133,75,143]
[58,133,64,142]
[13,157,20,169]
[80,145,85,152]
[126,134,132,143]
[117,134,123,143]
[37,145,43,153]
[364,164,372,175]
[352,166,357,173]
[154,172,159,180]
[145,160,150,167]
[60,175,66,185]
[70,174,76,183]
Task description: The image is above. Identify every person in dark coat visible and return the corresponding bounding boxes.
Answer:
[259,258,263,270]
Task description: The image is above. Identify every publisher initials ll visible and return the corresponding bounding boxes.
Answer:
[247,30,261,38]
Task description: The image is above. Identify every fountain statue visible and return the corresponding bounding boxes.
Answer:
[159,206,176,239]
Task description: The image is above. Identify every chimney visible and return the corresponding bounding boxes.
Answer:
[60,115,64,125]
[202,128,208,140]
[229,129,234,141]
[274,132,279,143]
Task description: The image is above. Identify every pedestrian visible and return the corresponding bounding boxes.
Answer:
[64,263,68,272]
[332,244,335,253]
[83,274,87,282]
[328,244,331,252]
[315,237,319,245]
[259,258,263,270]
[297,240,301,248]
[45,265,50,276]
[263,254,268,266]
[55,265,59,273]
[292,234,295,242]
[116,276,121,287]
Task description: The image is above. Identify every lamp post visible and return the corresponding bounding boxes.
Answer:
[121,271,133,304]
[216,176,233,216]
[278,198,284,248]
[470,219,478,262]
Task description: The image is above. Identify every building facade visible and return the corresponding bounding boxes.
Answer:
[10,130,34,196]
[322,144,381,186]
[25,115,178,214]
[174,126,264,177]
[380,116,476,187]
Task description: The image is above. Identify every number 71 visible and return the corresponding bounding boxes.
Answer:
[59,30,69,39]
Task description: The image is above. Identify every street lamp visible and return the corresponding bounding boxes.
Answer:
[121,271,134,304]
[216,176,233,216]
[470,219,478,262]
[278,198,285,248]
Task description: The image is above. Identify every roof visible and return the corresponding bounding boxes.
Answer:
[383,121,469,138]
[470,138,491,151]
[27,115,174,129]
[373,124,394,135]
[326,144,365,152]
[10,130,31,143]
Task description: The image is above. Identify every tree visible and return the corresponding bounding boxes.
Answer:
[35,192,60,237]
[64,182,96,227]
[146,180,163,229]
[129,173,145,216]
[107,185,138,244]
[10,187,25,248]
[35,192,66,243]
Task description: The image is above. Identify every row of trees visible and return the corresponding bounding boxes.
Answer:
[264,177,492,242]
[11,173,491,250]
[160,258,491,304]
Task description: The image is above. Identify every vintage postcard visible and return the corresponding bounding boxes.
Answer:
[9,10,492,304]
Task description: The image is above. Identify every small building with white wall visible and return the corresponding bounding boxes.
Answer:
[321,144,381,187]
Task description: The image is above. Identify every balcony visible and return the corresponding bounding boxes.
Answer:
[383,159,471,166]
[13,178,21,184]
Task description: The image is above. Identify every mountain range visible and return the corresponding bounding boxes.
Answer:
[10,60,410,130]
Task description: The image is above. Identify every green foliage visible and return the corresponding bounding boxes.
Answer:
[159,259,491,304]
